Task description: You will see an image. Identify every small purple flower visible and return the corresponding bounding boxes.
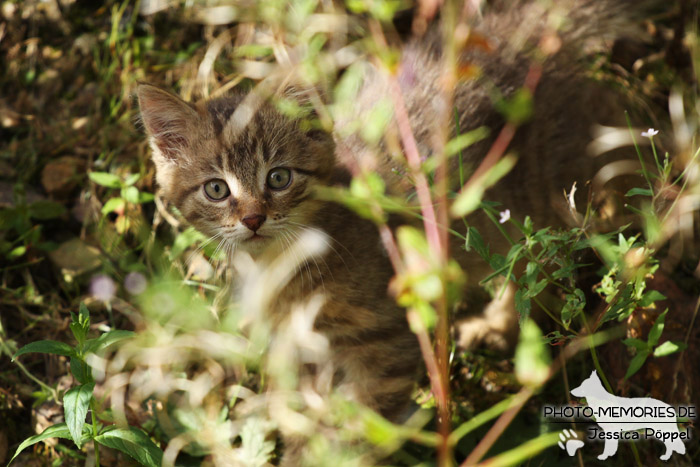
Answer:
[124,272,147,295]
[90,274,116,302]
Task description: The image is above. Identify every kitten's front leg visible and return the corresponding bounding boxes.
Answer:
[454,281,519,352]
[331,326,422,422]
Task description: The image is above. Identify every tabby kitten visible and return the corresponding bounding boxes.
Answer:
[138,0,645,426]
[138,84,421,421]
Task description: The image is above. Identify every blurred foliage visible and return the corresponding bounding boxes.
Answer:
[0,0,698,466]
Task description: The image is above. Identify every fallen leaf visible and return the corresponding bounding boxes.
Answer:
[48,238,102,281]
[41,156,85,197]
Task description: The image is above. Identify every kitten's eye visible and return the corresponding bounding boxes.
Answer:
[203,179,230,201]
[267,168,292,190]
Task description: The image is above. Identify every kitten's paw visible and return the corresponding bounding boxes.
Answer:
[455,282,519,352]
[455,317,515,352]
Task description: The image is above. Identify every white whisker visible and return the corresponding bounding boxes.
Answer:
[286,227,327,292]
[287,221,352,275]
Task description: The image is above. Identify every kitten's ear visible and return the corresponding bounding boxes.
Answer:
[137,84,198,161]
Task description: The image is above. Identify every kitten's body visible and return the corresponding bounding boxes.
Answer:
[138,0,647,430]
[139,85,421,419]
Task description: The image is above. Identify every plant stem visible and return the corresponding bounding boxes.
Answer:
[625,112,654,191]
[91,399,101,467]
[460,387,534,466]
[0,320,58,399]
[376,17,452,462]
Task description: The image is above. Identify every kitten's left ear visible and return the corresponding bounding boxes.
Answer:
[137,83,199,162]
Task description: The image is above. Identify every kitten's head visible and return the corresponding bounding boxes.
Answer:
[137,84,335,255]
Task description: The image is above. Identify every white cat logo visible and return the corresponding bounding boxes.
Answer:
[571,370,687,461]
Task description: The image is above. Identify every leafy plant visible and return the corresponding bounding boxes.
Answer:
[10,303,161,467]
[622,309,688,379]
[89,171,154,234]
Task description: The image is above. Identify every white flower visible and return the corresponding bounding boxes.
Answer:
[641,128,659,138]
[499,209,511,224]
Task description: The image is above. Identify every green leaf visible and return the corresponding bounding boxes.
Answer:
[362,409,401,447]
[28,200,66,220]
[525,279,548,298]
[95,427,163,467]
[525,262,538,286]
[451,155,517,217]
[653,340,687,357]
[79,302,90,326]
[69,322,87,348]
[8,245,26,259]
[123,173,141,187]
[622,338,648,351]
[170,227,206,260]
[64,382,95,448]
[543,330,567,345]
[639,290,666,308]
[625,348,650,380]
[481,253,507,282]
[495,88,533,125]
[465,227,489,261]
[560,289,585,329]
[413,274,443,302]
[9,423,90,464]
[138,191,155,204]
[625,187,653,198]
[101,197,126,215]
[122,186,139,204]
[349,172,387,210]
[647,309,668,347]
[413,301,437,331]
[445,127,489,156]
[514,289,531,322]
[89,172,122,188]
[84,330,136,354]
[234,44,274,58]
[13,340,75,360]
[70,356,91,384]
[514,319,550,388]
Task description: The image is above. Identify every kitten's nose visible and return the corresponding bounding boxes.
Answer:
[241,214,266,232]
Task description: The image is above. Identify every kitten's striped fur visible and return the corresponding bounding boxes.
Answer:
[138,0,649,435]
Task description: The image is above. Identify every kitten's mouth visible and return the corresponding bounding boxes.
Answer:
[246,233,266,242]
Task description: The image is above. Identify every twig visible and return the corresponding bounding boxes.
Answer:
[387,76,444,257]
[461,388,534,466]
[378,223,405,273]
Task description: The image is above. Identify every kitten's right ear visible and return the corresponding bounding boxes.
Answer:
[137,83,198,161]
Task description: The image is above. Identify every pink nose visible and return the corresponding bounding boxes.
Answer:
[241,214,266,232]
